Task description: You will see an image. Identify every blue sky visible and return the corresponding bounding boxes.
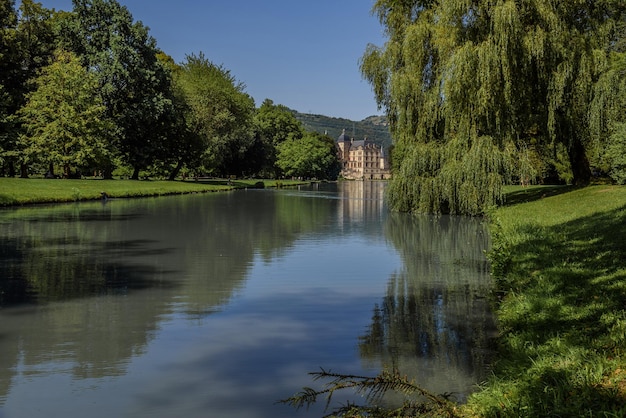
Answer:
[36,0,387,121]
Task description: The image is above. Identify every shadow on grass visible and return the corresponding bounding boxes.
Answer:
[502,185,576,206]
[488,203,626,415]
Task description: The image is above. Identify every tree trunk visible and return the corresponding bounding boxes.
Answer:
[8,160,16,177]
[568,136,592,186]
[103,165,113,179]
[19,163,28,178]
[558,114,591,186]
[131,166,140,180]
[168,160,183,181]
[45,162,56,178]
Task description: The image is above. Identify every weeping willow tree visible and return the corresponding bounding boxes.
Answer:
[361,0,626,215]
[589,20,626,184]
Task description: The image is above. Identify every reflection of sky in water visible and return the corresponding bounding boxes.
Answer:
[2,232,400,418]
[242,234,398,298]
[0,183,493,418]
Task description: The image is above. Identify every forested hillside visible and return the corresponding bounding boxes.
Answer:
[292,111,392,148]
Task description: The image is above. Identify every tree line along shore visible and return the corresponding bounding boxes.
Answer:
[1,2,344,185]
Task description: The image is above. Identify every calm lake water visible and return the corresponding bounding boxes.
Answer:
[0,181,494,417]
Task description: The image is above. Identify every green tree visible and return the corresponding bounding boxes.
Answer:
[0,0,56,177]
[0,0,18,174]
[156,52,204,180]
[58,0,175,179]
[590,44,626,181]
[18,50,114,178]
[0,84,9,170]
[253,98,304,177]
[361,0,626,215]
[15,0,56,84]
[276,131,341,180]
[176,53,256,177]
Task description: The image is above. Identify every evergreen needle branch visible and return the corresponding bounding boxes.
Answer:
[278,368,458,417]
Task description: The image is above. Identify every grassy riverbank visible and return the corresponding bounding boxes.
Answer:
[462,185,626,417]
[0,177,308,206]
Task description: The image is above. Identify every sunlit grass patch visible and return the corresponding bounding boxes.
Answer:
[463,185,626,416]
[0,177,308,206]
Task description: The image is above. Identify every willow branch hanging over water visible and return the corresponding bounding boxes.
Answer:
[361,0,626,215]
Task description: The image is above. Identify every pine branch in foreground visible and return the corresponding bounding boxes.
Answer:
[278,368,459,417]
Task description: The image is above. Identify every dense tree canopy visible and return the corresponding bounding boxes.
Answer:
[0,0,57,177]
[0,0,15,170]
[253,99,304,177]
[18,49,114,177]
[57,0,176,179]
[2,0,317,180]
[175,53,256,177]
[362,0,626,214]
[276,131,341,180]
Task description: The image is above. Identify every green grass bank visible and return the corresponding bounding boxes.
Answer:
[0,177,307,206]
[462,185,626,417]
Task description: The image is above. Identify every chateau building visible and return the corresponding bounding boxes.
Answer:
[336,130,391,180]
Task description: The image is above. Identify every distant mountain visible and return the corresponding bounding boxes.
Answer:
[291,110,393,148]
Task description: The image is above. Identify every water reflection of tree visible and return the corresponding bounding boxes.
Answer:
[0,190,339,393]
[359,213,496,400]
[0,191,337,307]
[178,190,338,315]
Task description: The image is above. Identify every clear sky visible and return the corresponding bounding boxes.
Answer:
[35,0,387,121]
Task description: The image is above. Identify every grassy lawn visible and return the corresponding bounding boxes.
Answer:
[0,177,307,206]
[462,185,626,417]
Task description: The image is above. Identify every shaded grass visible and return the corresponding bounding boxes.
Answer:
[0,177,306,206]
[501,184,575,206]
[463,185,626,417]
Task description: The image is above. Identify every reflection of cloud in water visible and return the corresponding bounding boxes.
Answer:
[128,311,365,418]
[0,184,495,417]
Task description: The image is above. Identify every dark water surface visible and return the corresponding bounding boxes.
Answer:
[0,182,494,417]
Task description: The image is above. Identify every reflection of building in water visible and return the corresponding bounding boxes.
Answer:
[336,181,387,226]
[336,130,392,180]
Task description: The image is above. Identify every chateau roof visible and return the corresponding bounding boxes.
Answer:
[337,129,351,143]
[351,139,380,149]
[337,130,383,151]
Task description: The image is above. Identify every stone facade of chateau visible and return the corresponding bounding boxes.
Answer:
[336,130,391,180]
